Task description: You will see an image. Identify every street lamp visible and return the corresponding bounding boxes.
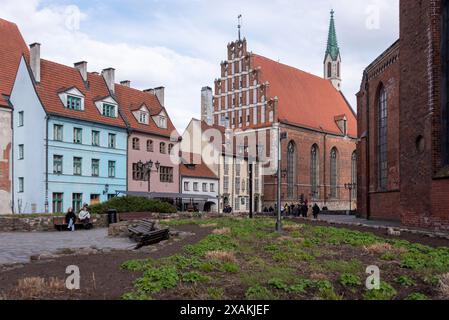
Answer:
[137,160,161,194]
[344,182,357,214]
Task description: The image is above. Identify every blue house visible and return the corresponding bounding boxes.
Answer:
[10,44,127,214]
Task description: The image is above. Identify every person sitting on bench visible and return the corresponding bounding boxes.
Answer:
[65,207,77,232]
[78,204,91,228]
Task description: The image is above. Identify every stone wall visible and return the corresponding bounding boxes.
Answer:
[0,214,108,232]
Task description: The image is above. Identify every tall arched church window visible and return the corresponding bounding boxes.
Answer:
[287,141,296,199]
[378,86,388,190]
[311,145,319,199]
[330,147,338,198]
[327,62,332,78]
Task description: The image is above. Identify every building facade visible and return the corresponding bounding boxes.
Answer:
[115,84,179,195]
[206,12,357,211]
[0,18,28,214]
[10,47,128,214]
[357,0,449,230]
[180,158,219,212]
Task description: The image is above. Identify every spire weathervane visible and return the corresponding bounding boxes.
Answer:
[238,14,242,41]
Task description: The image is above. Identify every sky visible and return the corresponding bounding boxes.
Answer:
[0,0,399,131]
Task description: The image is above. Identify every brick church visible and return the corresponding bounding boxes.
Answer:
[357,0,449,230]
[203,12,358,211]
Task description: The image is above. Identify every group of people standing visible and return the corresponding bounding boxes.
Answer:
[65,204,91,232]
[263,201,321,219]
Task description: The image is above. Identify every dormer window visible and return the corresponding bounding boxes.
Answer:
[139,112,148,124]
[158,116,167,129]
[67,95,82,110]
[103,104,116,118]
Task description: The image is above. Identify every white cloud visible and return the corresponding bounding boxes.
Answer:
[0,0,399,131]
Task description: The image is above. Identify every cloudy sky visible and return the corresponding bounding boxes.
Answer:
[1,0,399,131]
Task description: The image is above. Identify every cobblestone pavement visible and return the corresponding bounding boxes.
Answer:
[0,229,135,265]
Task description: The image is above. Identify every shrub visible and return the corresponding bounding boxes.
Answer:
[90,196,176,215]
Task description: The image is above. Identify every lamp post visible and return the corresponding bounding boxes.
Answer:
[275,124,288,233]
[344,182,357,214]
[137,160,161,194]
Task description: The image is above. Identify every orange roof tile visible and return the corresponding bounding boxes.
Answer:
[115,84,177,137]
[0,18,28,107]
[35,60,126,128]
[252,54,357,137]
[180,158,218,180]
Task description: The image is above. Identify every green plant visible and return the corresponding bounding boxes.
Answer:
[134,266,179,295]
[395,275,416,287]
[121,259,154,272]
[90,196,176,215]
[208,287,224,300]
[363,282,397,300]
[406,293,428,300]
[380,252,397,261]
[181,272,211,283]
[323,259,363,274]
[318,286,343,300]
[245,285,277,300]
[287,279,314,294]
[221,262,239,273]
[340,273,362,287]
[268,278,288,290]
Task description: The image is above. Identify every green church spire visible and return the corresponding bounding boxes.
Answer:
[326,9,340,61]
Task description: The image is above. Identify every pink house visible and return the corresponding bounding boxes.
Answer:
[115,85,179,195]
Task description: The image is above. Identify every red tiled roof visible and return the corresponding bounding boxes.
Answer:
[252,54,357,137]
[180,156,218,180]
[115,84,177,137]
[0,18,28,107]
[35,60,126,128]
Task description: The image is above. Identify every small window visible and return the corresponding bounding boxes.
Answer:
[52,193,63,213]
[67,95,82,110]
[53,155,63,174]
[18,111,24,127]
[92,131,100,146]
[91,159,100,177]
[147,140,154,152]
[74,128,82,144]
[160,142,166,154]
[18,144,24,160]
[160,166,173,183]
[108,161,116,178]
[103,104,116,118]
[132,138,140,150]
[210,183,215,192]
[193,182,199,192]
[184,182,190,191]
[54,125,63,141]
[158,116,167,129]
[73,157,82,176]
[202,183,208,192]
[72,193,82,213]
[18,177,24,193]
[108,133,116,149]
[168,144,174,154]
[139,112,148,124]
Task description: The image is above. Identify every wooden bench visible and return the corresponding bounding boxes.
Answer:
[128,219,170,249]
[53,217,93,231]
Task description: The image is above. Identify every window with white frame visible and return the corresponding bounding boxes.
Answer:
[18,111,24,127]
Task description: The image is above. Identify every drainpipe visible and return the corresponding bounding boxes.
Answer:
[45,115,49,213]
[9,102,15,214]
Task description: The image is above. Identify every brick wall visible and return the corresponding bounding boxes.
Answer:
[263,124,357,210]
[357,42,401,221]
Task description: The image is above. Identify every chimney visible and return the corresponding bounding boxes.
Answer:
[101,68,115,94]
[153,86,165,107]
[120,80,131,87]
[74,61,88,82]
[30,43,41,83]
[201,86,213,125]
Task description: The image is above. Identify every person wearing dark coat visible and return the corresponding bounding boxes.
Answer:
[301,203,309,218]
[65,207,77,232]
[312,203,321,219]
